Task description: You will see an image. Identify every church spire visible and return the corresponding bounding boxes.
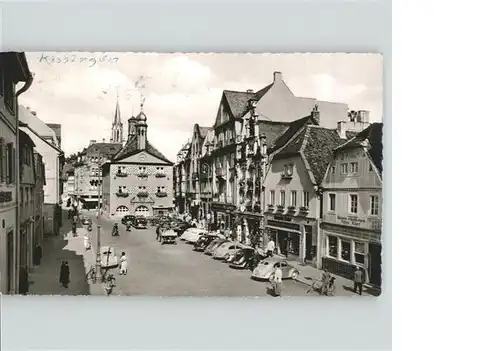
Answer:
[111,93,124,143]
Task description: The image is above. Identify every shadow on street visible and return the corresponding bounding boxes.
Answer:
[28,209,91,296]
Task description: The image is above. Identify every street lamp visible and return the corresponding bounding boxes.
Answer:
[94,151,103,283]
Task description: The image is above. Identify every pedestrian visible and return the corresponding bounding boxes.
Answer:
[266,239,275,257]
[320,269,332,296]
[119,252,128,275]
[59,261,70,288]
[83,232,91,251]
[353,266,364,295]
[272,263,283,297]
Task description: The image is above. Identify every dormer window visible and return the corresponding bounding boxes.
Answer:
[281,164,294,179]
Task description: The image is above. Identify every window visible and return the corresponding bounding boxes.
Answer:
[354,241,366,265]
[117,166,126,174]
[0,138,5,182]
[349,194,358,214]
[341,163,348,174]
[330,164,336,175]
[350,162,359,173]
[341,240,351,261]
[139,166,146,172]
[370,195,380,216]
[6,143,14,184]
[138,186,146,191]
[280,191,286,206]
[328,236,338,257]
[157,186,165,192]
[270,190,275,205]
[302,191,309,208]
[369,163,374,172]
[291,191,297,207]
[118,186,127,193]
[329,193,336,212]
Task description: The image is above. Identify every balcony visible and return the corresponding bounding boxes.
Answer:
[287,205,296,211]
[137,191,149,198]
[137,172,149,178]
[116,172,128,177]
[299,206,309,215]
[156,191,168,198]
[155,173,166,178]
[116,192,129,198]
[276,205,284,212]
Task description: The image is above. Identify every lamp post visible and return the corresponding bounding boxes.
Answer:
[95,151,103,283]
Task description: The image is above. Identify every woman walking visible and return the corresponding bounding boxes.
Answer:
[59,261,70,288]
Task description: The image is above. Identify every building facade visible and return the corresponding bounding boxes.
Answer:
[19,106,64,237]
[102,106,174,219]
[320,122,383,289]
[33,151,45,265]
[186,124,210,219]
[173,141,191,215]
[19,128,36,284]
[0,52,33,294]
[62,163,75,201]
[73,140,122,209]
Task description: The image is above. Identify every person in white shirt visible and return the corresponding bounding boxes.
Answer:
[272,263,283,297]
[119,252,128,275]
[266,239,276,257]
[83,232,91,251]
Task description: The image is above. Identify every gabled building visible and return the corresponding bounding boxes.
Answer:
[101,103,174,218]
[173,140,192,214]
[33,151,45,265]
[198,128,214,221]
[0,52,33,294]
[320,122,383,289]
[19,105,65,237]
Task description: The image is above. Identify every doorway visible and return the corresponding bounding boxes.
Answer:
[304,225,313,262]
[368,243,382,287]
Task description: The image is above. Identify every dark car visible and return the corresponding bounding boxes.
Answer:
[193,233,224,252]
[173,222,194,236]
[229,247,264,270]
[134,216,148,229]
[121,215,136,225]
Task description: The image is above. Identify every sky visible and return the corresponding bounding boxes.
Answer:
[19,52,383,162]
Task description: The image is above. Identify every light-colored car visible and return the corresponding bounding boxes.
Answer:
[251,257,300,281]
[213,241,245,260]
[185,228,208,244]
[100,246,119,268]
[180,228,205,242]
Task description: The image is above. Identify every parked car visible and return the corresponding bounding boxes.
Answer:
[134,216,148,229]
[213,241,245,260]
[100,246,119,268]
[180,228,208,243]
[204,238,229,256]
[81,216,92,226]
[229,246,264,270]
[251,257,300,281]
[121,215,136,225]
[173,222,194,235]
[193,233,225,251]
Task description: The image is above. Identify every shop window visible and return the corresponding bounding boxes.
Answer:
[349,194,358,214]
[288,234,300,256]
[341,163,348,174]
[370,195,379,216]
[354,241,366,265]
[290,191,297,207]
[280,191,286,206]
[328,235,338,257]
[329,193,336,212]
[341,240,351,261]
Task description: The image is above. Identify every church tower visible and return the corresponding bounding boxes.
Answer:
[110,98,124,144]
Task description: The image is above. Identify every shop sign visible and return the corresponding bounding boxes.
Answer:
[273,214,292,222]
[0,191,13,204]
[267,219,300,232]
[337,215,366,227]
[370,219,382,230]
[321,222,381,242]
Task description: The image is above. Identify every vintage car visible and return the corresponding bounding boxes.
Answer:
[213,241,245,260]
[159,228,177,244]
[251,257,300,281]
[193,233,225,251]
[81,216,92,226]
[100,246,119,268]
[180,228,207,243]
[172,222,194,235]
[134,216,148,229]
[228,246,264,270]
[204,238,229,256]
[121,215,136,225]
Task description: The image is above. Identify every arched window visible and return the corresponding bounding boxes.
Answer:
[135,205,149,217]
[115,206,130,216]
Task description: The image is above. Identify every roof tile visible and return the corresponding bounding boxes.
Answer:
[112,135,173,164]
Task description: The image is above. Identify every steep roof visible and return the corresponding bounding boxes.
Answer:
[274,125,350,185]
[269,115,318,153]
[336,123,383,175]
[85,142,122,158]
[112,135,173,165]
[199,126,211,139]
[259,121,290,149]
[18,105,58,143]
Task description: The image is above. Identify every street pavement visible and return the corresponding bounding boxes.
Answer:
[79,210,367,297]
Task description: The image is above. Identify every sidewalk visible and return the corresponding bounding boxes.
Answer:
[28,221,104,296]
[294,261,380,297]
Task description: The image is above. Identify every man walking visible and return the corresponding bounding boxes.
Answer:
[266,239,275,257]
[353,267,364,295]
[272,263,283,297]
[59,261,70,288]
[119,252,128,275]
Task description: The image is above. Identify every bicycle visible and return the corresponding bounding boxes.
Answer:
[86,265,97,283]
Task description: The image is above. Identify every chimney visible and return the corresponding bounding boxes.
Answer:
[246,89,254,93]
[311,104,320,125]
[273,71,283,82]
[89,140,96,146]
[337,121,346,139]
[357,110,370,123]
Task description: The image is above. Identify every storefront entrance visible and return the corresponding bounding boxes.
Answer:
[368,243,382,286]
[304,225,314,263]
[270,229,300,261]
